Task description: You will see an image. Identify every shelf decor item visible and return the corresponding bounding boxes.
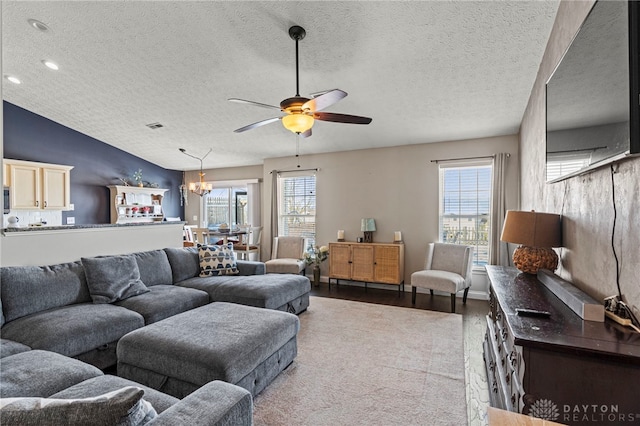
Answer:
[361,218,376,243]
[500,210,562,274]
[132,169,143,187]
[337,230,345,242]
[394,231,402,243]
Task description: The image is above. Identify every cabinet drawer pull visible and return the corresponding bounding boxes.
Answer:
[44,201,47,207]
[36,200,39,207]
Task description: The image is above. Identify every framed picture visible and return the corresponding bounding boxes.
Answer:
[152,200,160,205]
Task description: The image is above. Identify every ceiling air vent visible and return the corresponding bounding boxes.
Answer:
[145,122,164,130]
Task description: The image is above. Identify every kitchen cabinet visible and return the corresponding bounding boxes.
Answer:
[3,159,73,210]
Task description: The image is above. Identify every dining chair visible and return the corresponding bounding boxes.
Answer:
[183,225,195,247]
[265,236,308,275]
[191,227,210,245]
[233,226,263,261]
[410,242,474,313]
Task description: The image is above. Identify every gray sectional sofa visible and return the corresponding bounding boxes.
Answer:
[0,246,310,369]
[0,246,312,424]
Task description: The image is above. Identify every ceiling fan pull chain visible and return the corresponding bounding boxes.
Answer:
[296,134,301,168]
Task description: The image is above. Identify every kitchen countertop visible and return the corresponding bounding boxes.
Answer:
[3,221,185,233]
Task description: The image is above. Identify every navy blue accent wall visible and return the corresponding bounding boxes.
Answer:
[3,102,183,224]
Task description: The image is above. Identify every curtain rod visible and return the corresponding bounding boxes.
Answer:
[430,153,510,164]
[270,168,318,174]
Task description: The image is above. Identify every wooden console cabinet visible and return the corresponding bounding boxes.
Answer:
[328,242,405,292]
[483,266,640,425]
[108,185,168,224]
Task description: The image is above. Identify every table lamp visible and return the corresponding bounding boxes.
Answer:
[500,210,562,274]
[361,218,376,243]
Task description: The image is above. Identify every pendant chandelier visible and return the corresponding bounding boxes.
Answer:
[179,148,213,197]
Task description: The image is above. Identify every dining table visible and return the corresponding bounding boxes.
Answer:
[208,230,247,245]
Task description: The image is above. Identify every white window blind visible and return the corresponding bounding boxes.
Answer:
[439,161,492,266]
[278,174,316,247]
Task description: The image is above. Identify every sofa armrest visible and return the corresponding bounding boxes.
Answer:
[236,260,265,276]
[149,381,252,426]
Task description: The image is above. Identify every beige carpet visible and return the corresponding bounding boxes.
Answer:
[253,296,467,425]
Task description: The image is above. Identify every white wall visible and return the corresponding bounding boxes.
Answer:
[263,135,519,297]
[1,224,184,266]
[520,0,640,318]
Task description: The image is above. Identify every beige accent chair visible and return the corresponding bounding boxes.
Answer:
[265,236,308,274]
[233,226,263,261]
[410,242,474,313]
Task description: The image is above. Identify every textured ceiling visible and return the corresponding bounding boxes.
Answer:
[2,1,559,171]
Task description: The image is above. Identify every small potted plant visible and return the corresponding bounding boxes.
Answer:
[142,206,151,216]
[133,169,143,187]
[131,206,139,216]
[303,245,329,287]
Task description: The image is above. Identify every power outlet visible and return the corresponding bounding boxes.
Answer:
[192,215,198,221]
[69,203,75,211]
[67,217,75,225]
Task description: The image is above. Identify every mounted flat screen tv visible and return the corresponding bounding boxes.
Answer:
[545,0,640,182]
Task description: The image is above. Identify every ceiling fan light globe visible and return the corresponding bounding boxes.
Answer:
[282,114,314,134]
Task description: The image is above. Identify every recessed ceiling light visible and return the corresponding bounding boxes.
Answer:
[28,19,50,32]
[42,60,59,71]
[5,75,21,85]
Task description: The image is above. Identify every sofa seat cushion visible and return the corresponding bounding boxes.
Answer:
[0,386,155,426]
[0,339,31,359]
[117,303,299,391]
[1,304,144,358]
[52,375,178,414]
[264,259,306,274]
[115,285,209,324]
[0,350,103,398]
[177,274,311,311]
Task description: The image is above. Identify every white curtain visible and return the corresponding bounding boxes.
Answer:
[247,182,261,227]
[490,153,510,266]
[270,171,279,242]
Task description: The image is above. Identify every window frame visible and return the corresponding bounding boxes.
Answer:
[438,159,493,268]
[277,172,316,248]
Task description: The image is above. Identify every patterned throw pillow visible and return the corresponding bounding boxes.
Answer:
[198,243,239,277]
[0,387,157,426]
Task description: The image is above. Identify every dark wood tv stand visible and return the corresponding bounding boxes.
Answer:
[483,266,640,425]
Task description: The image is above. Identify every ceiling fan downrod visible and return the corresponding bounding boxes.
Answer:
[289,25,306,97]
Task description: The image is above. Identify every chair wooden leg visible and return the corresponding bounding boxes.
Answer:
[450,294,456,313]
[429,289,434,296]
[463,287,470,304]
[411,287,417,304]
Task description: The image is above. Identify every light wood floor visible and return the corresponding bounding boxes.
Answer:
[310,282,490,426]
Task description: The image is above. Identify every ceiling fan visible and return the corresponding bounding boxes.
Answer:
[229,25,372,137]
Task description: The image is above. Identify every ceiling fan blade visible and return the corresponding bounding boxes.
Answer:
[233,117,281,133]
[300,128,312,138]
[303,89,347,112]
[228,98,282,111]
[314,112,372,125]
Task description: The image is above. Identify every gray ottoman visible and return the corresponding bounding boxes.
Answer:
[117,302,299,399]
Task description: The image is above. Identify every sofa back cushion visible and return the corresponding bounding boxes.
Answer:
[81,255,150,304]
[163,247,200,283]
[0,262,91,323]
[133,250,173,286]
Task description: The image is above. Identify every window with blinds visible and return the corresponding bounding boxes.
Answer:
[278,174,316,248]
[439,161,492,266]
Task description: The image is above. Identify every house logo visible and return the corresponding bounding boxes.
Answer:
[528,399,560,421]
